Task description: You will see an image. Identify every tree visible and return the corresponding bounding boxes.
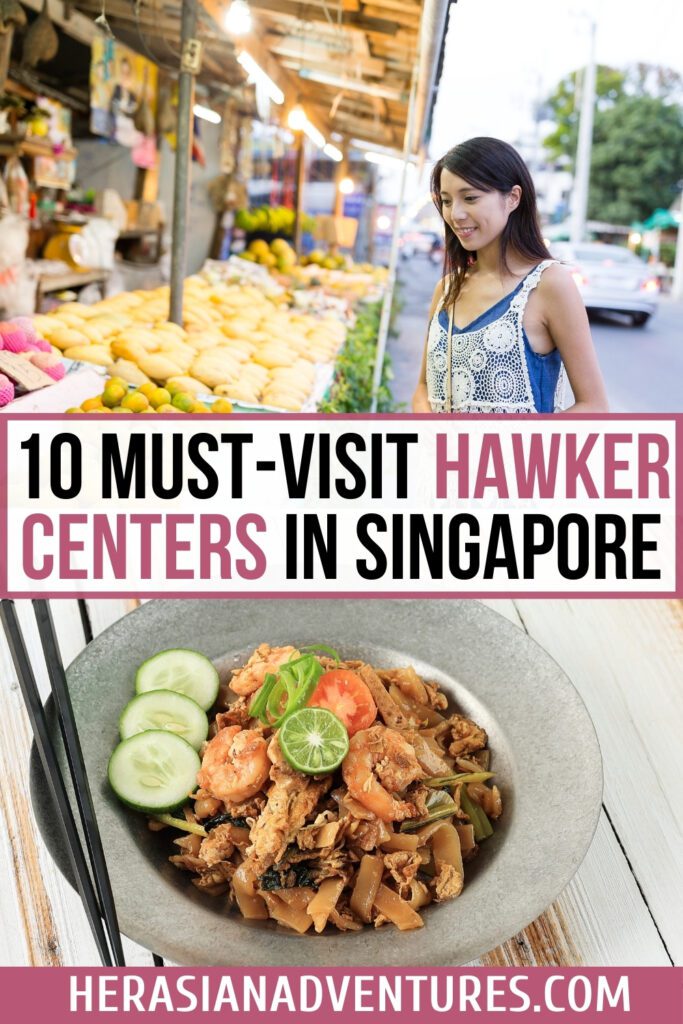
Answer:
[588,97,683,223]
[543,63,683,224]
[543,66,626,165]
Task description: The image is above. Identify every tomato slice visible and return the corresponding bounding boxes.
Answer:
[308,669,377,736]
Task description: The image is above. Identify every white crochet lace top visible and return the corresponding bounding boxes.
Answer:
[426,260,566,413]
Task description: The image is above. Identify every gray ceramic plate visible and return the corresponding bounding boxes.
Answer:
[30,599,602,966]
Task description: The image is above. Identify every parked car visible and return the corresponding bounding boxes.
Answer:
[551,242,660,326]
[399,229,441,260]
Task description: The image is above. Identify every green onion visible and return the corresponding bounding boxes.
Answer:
[249,653,326,728]
[399,789,456,832]
[424,771,494,788]
[299,644,340,662]
[153,814,207,837]
[460,787,493,842]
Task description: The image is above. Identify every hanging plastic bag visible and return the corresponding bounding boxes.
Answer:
[4,156,30,217]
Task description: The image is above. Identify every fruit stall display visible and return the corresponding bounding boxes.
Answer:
[30,275,346,411]
[237,237,389,303]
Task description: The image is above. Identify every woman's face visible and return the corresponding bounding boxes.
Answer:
[438,167,520,252]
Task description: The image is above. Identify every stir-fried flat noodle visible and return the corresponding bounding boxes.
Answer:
[160,648,504,933]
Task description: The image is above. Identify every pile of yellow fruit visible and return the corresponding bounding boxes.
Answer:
[33,276,346,411]
[67,379,234,414]
[239,237,298,272]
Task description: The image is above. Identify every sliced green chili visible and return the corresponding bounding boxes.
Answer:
[248,672,278,720]
[249,653,327,728]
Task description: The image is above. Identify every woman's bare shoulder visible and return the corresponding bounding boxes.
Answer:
[537,261,577,296]
[535,261,587,326]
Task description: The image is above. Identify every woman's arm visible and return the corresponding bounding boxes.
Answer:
[412,278,445,412]
[538,265,609,412]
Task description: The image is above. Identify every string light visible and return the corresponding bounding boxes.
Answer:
[224,0,252,35]
[287,104,307,131]
[237,50,284,105]
[193,104,221,124]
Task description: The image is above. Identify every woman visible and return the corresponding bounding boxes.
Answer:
[413,137,608,413]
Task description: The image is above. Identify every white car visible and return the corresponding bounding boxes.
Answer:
[551,242,660,327]
[399,229,441,260]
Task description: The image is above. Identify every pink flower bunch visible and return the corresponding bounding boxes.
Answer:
[0,319,53,355]
[0,374,15,407]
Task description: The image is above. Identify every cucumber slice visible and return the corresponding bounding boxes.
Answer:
[108,731,200,813]
[119,690,208,751]
[135,648,219,711]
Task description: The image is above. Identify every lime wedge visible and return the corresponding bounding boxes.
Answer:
[278,707,349,775]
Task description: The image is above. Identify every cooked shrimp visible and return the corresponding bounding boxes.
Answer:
[230,644,299,696]
[197,726,269,804]
[342,724,423,822]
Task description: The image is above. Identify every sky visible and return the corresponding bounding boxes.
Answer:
[430,0,683,157]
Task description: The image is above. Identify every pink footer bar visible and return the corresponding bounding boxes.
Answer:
[3,967,681,1022]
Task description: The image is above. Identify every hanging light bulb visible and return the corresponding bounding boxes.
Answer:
[287,104,307,132]
[224,0,252,35]
[339,176,355,194]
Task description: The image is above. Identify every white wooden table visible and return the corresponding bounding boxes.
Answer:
[1,599,681,967]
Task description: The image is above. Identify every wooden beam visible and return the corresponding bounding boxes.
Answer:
[268,44,387,78]
[0,29,13,92]
[361,0,421,13]
[248,0,403,36]
[362,5,419,29]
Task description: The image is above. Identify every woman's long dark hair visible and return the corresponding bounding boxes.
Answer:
[431,137,552,309]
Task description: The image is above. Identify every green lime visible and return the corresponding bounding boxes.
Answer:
[278,708,349,775]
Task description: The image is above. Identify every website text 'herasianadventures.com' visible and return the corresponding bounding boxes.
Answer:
[0,1,681,1021]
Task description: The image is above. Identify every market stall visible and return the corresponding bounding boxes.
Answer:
[0,0,449,413]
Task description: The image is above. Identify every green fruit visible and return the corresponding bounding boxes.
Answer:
[102,383,127,407]
[149,387,171,409]
[121,392,150,412]
[278,708,349,775]
[172,392,195,412]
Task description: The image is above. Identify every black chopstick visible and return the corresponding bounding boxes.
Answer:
[32,600,126,967]
[0,599,115,966]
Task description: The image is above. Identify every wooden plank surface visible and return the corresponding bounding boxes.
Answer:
[0,598,679,966]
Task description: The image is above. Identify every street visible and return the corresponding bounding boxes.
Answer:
[389,258,683,412]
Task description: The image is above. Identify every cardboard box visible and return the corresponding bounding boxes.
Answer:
[138,201,163,230]
[313,215,358,248]
[124,199,139,230]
